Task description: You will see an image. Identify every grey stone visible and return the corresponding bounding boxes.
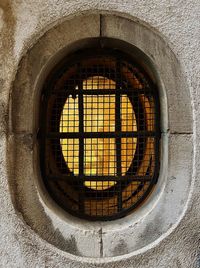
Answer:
[101,15,193,134]
[11,14,100,134]
[0,0,199,266]
[101,134,193,257]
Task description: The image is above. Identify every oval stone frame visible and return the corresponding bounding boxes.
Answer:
[9,14,193,259]
[40,46,161,221]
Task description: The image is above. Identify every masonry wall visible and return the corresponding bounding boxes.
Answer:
[0,1,199,267]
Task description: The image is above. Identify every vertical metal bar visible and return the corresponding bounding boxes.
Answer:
[115,61,122,211]
[78,68,85,213]
[79,93,84,174]
[153,84,161,184]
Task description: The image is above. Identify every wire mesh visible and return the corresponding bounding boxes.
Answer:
[41,49,160,220]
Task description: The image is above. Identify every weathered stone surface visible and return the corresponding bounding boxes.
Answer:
[101,15,192,134]
[1,0,200,267]
[101,134,193,257]
[9,134,102,258]
[11,14,100,134]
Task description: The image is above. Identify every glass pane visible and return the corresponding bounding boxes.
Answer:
[60,96,79,133]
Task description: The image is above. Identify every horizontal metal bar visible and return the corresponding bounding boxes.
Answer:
[53,88,153,96]
[47,131,157,139]
[47,174,152,182]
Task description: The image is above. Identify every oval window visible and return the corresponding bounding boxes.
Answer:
[39,48,160,220]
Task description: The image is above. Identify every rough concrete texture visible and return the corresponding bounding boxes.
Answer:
[0,0,199,267]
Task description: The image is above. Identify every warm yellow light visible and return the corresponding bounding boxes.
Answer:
[60,76,137,190]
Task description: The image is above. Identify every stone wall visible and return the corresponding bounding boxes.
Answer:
[0,1,199,267]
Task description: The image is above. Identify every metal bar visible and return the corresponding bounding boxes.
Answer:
[42,49,161,221]
[47,131,157,139]
[78,93,84,174]
[47,174,152,182]
[54,88,153,95]
[153,84,161,184]
[115,62,122,211]
[78,74,84,212]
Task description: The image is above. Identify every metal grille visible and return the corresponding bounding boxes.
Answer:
[40,49,160,221]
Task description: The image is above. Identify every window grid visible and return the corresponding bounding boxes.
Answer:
[41,50,160,221]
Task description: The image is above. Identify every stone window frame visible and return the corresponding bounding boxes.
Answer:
[9,14,193,260]
[39,44,161,221]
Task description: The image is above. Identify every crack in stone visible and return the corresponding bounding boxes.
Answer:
[99,228,103,257]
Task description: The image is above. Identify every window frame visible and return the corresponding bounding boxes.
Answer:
[39,47,161,221]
